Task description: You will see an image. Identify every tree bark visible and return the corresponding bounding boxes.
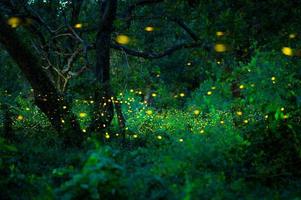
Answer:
[90,0,117,134]
[0,14,83,147]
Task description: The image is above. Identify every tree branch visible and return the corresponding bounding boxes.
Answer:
[168,16,199,41]
[127,15,199,41]
[111,42,209,59]
[0,13,83,146]
[121,0,164,29]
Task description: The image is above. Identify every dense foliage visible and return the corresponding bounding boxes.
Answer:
[1,0,301,199]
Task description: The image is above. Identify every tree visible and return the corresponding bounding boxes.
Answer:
[0,0,205,146]
[0,14,83,146]
[2,0,299,146]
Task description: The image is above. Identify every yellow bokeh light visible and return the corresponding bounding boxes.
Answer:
[152,93,157,97]
[179,93,185,97]
[216,31,224,37]
[105,133,110,139]
[214,43,227,52]
[236,111,243,116]
[220,120,224,124]
[289,33,296,39]
[239,85,244,89]
[282,47,293,56]
[79,112,87,118]
[244,120,249,124]
[8,17,21,28]
[193,109,200,115]
[207,91,212,96]
[211,86,216,90]
[74,23,83,29]
[146,110,153,115]
[82,129,86,133]
[17,115,24,121]
[116,35,130,45]
[179,138,183,142]
[200,129,205,134]
[157,135,162,140]
[145,26,154,32]
[281,107,285,111]
[271,76,276,81]
[133,134,138,138]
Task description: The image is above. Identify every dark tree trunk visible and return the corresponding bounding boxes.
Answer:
[0,14,83,147]
[90,0,117,134]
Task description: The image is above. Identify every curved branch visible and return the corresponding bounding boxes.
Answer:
[111,42,210,59]
[131,15,199,41]
[168,17,199,41]
[121,0,164,29]
[0,14,83,146]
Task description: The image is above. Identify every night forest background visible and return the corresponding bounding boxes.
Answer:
[1,0,301,199]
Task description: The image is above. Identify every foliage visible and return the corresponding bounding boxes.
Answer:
[57,146,124,200]
[1,0,301,199]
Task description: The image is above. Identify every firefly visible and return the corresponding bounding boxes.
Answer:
[236,111,243,116]
[282,47,293,56]
[74,23,83,29]
[145,26,154,32]
[193,110,200,115]
[216,31,224,37]
[79,112,87,118]
[214,43,227,52]
[17,115,24,121]
[116,35,130,45]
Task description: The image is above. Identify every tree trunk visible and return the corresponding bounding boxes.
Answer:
[0,14,83,147]
[90,0,117,134]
